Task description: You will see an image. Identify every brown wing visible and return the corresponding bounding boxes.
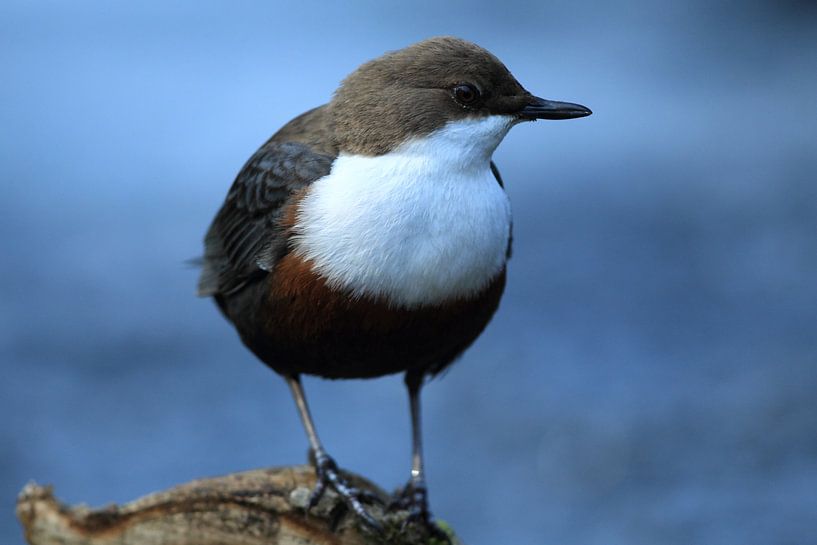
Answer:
[198,140,334,297]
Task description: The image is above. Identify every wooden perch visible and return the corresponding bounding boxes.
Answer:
[16,465,460,545]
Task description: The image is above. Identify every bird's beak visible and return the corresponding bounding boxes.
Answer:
[517,96,592,121]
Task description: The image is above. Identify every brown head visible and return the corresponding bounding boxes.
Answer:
[329,36,591,155]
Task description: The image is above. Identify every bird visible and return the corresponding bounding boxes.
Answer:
[197,36,591,534]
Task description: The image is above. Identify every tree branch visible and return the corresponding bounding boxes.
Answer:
[16,465,459,545]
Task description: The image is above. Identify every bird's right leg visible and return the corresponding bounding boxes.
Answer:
[285,374,382,531]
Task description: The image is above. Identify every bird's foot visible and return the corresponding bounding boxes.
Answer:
[308,450,383,532]
[390,481,451,543]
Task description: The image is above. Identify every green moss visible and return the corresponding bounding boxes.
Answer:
[428,519,457,545]
[369,513,460,545]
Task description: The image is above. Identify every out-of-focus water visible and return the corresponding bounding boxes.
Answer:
[2,2,816,544]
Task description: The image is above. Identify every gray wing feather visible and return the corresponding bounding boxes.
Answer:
[198,141,334,297]
[490,161,513,259]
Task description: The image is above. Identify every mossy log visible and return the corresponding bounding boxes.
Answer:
[16,465,460,545]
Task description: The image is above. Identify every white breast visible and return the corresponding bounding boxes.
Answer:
[292,115,514,308]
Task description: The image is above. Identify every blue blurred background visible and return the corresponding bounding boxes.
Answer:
[2,1,816,544]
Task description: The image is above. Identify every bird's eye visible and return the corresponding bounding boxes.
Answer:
[452,83,480,106]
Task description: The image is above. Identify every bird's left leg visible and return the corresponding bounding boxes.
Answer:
[391,370,449,541]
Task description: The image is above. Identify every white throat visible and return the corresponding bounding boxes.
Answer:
[293,115,514,308]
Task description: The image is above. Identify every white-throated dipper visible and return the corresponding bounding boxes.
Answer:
[198,36,591,535]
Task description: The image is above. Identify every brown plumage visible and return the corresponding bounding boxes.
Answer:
[218,250,506,380]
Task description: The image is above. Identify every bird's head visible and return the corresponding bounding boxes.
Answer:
[329,36,591,156]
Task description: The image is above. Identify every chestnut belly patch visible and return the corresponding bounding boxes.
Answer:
[229,253,506,379]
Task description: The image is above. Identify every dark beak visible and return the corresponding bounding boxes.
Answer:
[518,96,592,121]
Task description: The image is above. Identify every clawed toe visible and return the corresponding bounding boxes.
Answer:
[390,480,431,515]
[308,451,383,532]
[390,482,450,542]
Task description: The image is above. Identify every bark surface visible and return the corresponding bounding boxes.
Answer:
[16,465,459,545]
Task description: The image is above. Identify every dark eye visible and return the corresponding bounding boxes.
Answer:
[452,83,480,106]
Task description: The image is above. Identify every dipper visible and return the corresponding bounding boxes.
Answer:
[198,36,591,533]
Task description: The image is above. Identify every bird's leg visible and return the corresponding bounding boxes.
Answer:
[285,375,382,531]
[405,370,430,515]
[390,371,450,541]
